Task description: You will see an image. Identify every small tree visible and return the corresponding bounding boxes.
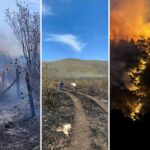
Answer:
[5,1,40,117]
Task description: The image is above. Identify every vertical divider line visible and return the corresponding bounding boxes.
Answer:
[40,0,42,149]
[108,0,110,149]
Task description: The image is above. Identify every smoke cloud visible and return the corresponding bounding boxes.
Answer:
[110,40,140,89]
[111,0,150,40]
[0,32,22,57]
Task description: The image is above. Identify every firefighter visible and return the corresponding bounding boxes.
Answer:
[59,81,64,91]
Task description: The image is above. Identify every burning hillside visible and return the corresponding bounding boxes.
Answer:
[111,0,150,121]
[111,38,150,121]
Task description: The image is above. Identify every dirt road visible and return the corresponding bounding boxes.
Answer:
[78,92,108,113]
[65,90,108,150]
[65,91,91,150]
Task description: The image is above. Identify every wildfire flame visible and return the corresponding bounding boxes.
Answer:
[111,0,150,120]
[126,42,150,120]
[128,101,143,121]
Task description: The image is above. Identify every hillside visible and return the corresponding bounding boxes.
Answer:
[42,58,108,79]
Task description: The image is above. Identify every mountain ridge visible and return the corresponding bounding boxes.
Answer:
[43,58,108,79]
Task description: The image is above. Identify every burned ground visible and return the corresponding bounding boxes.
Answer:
[42,78,108,150]
[0,97,40,150]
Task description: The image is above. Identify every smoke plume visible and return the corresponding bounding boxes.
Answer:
[111,0,150,40]
[0,32,22,57]
[110,40,140,88]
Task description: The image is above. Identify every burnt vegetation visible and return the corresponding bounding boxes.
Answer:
[42,75,108,150]
[0,1,40,149]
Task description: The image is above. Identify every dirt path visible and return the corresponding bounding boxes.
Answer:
[65,91,91,150]
[78,92,108,113]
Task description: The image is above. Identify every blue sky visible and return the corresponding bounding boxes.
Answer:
[42,0,108,61]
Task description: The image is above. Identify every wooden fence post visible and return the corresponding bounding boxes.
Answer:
[25,72,36,117]
[2,67,5,89]
[16,67,20,99]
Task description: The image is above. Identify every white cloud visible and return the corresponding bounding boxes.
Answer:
[45,34,86,52]
[43,4,54,16]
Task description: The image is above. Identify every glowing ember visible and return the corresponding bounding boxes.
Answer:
[127,84,140,91]
[138,64,146,70]
[135,92,146,97]
[139,58,147,65]
[129,102,143,121]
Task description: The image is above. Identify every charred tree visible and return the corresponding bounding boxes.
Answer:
[5,1,40,116]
